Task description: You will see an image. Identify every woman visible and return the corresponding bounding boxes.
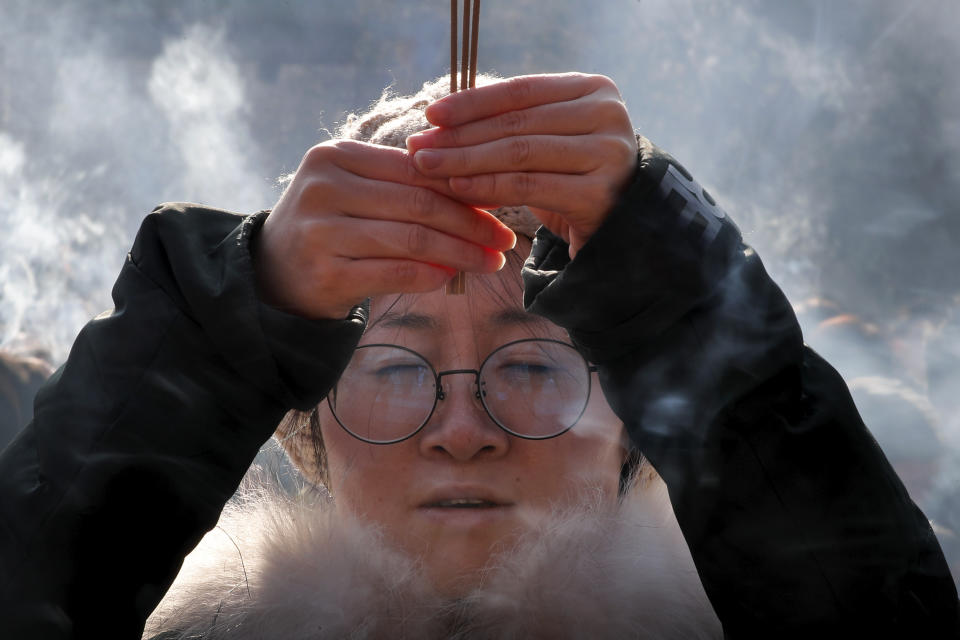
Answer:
[0,73,955,638]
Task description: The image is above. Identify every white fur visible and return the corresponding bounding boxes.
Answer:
[145,473,721,639]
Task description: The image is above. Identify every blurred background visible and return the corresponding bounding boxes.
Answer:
[1,0,957,580]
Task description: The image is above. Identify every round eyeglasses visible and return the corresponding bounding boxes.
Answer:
[328,338,598,445]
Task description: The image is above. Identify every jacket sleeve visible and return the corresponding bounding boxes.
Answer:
[522,138,959,637]
[0,204,366,638]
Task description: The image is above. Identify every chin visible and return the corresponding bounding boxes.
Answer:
[404,497,617,595]
[424,545,503,597]
[414,526,524,597]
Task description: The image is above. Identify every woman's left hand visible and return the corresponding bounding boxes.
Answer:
[406,73,637,258]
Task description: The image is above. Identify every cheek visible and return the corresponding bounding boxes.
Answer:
[549,382,627,497]
[317,405,410,516]
[543,432,625,500]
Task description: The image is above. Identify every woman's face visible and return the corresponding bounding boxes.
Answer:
[318,247,627,594]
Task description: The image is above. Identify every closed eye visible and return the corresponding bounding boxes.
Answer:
[374,364,429,378]
[496,362,559,381]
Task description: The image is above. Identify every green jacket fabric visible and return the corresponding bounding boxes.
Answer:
[0,141,956,638]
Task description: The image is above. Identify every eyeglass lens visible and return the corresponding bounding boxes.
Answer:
[329,340,591,444]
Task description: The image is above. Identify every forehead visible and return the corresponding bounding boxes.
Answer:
[364,256,566,345]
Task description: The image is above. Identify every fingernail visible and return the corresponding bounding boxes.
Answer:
[484,249,506,271]
[408,128,437,141]
[495,227,517,251]
[425,101,450,124]
[450,176,472,191]
[415,149,441,170]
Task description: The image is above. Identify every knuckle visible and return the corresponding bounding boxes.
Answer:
[388,261,421,286]
[454,147,471,170]
[446,125,464,147]
[409,188,435,221]
[616,134,639,161]
[405,224,430,256]
[508,138,532,165]
[506,76,534,103]
[614,102,633,128]
[510,172,537,199]
[588,98,632,136]
[498,110,526,135]
[302,142,337,169]
[598,96,629,119]
[598,134,636,164]
[298,174,335,202]
[402,154,422,184]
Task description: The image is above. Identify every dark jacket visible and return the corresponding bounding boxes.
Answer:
[0,140,956,638]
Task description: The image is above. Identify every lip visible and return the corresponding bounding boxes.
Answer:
[417,485,514,509]
[417,504,514,529]
[415,486,516,529]
[417,504,515,531]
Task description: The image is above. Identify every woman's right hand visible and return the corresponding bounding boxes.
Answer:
[253,140,517,320]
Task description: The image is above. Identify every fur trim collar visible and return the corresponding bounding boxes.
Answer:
[145,472,720,639]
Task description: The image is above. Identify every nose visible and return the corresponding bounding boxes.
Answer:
[418,370,510,462]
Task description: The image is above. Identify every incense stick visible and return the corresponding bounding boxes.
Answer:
[446,0,480,294]
[450,0,458,94]
[460,0,470,92]
[469,0,480,89]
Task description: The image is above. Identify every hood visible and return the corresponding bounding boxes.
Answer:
[145,466,721,639]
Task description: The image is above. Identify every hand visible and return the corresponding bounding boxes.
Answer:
[254,140,517,320]
[406,73,638,258]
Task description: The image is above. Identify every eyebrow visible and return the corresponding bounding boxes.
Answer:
[490,308,546,328]
[377,311,438,330]
[376,308,545,331]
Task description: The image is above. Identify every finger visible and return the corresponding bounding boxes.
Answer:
[304,139,452,194]
[425,73,617,127]
[331,217,507,274]
[448,172,611,221]
[412,135,613,177]
[408,98,621,152]
[334,258,456,298]
[335,174,516,251]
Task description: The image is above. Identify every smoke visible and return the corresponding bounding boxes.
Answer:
[0,129,124,360]
[0,0,958,576]
[0,6,272,360]
[147,24,266,209]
